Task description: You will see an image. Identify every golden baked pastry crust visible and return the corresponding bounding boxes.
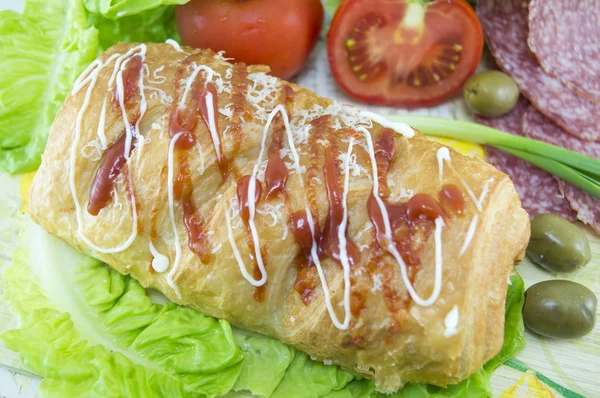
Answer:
[29,42,530,393]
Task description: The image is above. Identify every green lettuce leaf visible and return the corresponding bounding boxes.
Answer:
[3,222,246,397]
[0,0,98,174]
[2,253,202,397]
[1,215,525,397]
[87,5,182,52]
[0,0,186,174]
[232,329,295,397]
[323,0,342,17]
[324,369,493,398]
[74,259,246,395]
[83,0,187,20]
[271,352,355,398]
[484,274,526,372]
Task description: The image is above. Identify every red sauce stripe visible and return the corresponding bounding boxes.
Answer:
[88,133,135,216]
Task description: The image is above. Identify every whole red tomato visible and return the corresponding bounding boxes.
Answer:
[176,0,324,79]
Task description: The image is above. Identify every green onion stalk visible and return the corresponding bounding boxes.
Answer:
[394,116,600,199]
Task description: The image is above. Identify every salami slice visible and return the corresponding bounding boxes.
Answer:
[522,107,600,232]
[529,0,600,103]
[554,183,600,233]
[477,0,600,141]
[476,99,575,219]
[521,107,600,158]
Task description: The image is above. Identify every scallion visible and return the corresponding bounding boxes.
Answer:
[497,146,600,198]
[388,116,600,199]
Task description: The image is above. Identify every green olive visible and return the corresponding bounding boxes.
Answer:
[523,280,597,339]
[463,70,519,117]
[527,214,591,273]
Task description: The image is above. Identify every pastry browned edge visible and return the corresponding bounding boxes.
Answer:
[29,42,530,393]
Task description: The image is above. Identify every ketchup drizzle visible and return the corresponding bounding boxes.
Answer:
[164,58,227,265]
[168,106,197,150]
[282,85,295,105]
[235,175,267,302]
[289,115,329,305]
[290,117,363,305]
[264,115,288,198]
[176,157,212,263]
[236,175,262,224]
[290,210,320,305]
[150,163,168,241]
[116,55,143,106]
[374,129,395,197]
[264,86,295,198]
[88,134,135,216]
[305,115,329,216]
[89,54,144,215]
[439,184,465,216]
[320,144,360,266]
[363,130,455,335]
[183,195,212,264]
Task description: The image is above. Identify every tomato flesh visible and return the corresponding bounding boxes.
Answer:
[328,0,483,107]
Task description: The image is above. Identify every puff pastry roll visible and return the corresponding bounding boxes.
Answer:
[29,42,530,392]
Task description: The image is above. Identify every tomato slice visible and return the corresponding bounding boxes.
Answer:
[327,0,483,108]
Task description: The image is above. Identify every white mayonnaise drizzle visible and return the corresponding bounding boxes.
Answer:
[477,178,494,206]
[439,149,494,214]
[166,132,184,297]
[149,241,170,273]
[287,132,350,330]
[225,103,352,329]
[92,45,146,153]
[444,305,460,337]
[162,65,221,294]
[436,147,451,183]
[165,39,188,53]
[114,46,148,160]
[456,175,482,212]
[432,217,445,302]
[180,65,214,106]
[99,45,147,153]
[77,52,121,151]
[243,105,293,287]
[434,144,496,257]
[203,91,223,163]
[195,141,206,174]
[225,202,263,286]
[280,216,289,241]
[151,65,167,84]
[437,151,481,212]
[459,215,479,257]
[69,47,146,254]
[135,135,146,168]
[357,126,443,307]
[358,111,415,138]
[97,97,110,150]
[211,242,223,255]
[458,178,494,255]
[179,64,224,168]
[334,138,355,329]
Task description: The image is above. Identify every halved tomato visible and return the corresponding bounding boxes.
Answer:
[327,0,483,108]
